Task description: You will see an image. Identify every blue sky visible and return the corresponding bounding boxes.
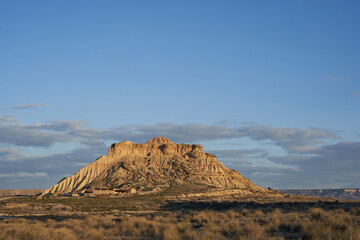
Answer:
[0,1,359,189]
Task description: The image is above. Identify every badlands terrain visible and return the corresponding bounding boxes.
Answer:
[1,137,359,239]
[44,137,264,196]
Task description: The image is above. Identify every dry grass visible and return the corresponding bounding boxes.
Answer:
[1,194,360,239]
[0,207,359,240]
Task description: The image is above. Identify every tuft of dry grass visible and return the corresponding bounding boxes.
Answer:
[300,208,360,240]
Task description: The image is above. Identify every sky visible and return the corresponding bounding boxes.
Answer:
[0,1,359,189]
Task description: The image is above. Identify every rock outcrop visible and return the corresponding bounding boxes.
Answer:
[44,137,265,195]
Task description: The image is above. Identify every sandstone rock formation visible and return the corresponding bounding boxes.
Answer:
[44,137,265,195]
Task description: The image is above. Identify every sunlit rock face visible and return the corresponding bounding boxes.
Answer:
[44,137,265,195]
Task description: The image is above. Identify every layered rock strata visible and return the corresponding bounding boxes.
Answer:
[44,137,265,195]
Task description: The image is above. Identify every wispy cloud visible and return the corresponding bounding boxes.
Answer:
[107,123,339,154]
[0,120,340,152]
[348,91,360,97]
[0,172,48,178]
[0,148,24,162]
[0,120,105,148]
[235,125,339,154]
[5,103,49,109]
[0,124,69,147]
[269,141,360,188]
[213,140,360,189]
[0,114,19,123]
[212,149,299,172]
[108,123,242,144]
[323,75,348,81]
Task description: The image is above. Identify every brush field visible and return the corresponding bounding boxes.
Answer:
[1,190,360,239]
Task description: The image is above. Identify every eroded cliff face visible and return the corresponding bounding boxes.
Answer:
[44,137,265,195]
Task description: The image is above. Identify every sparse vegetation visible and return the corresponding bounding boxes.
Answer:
[1,194,360,240]
[0,207,360,240]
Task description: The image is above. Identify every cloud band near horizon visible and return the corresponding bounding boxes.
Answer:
[0,117,359,189]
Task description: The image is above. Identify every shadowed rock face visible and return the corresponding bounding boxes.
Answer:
[44,137,265,195]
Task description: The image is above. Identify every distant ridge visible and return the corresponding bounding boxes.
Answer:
[278,189,360,200]
[0,189,45,197]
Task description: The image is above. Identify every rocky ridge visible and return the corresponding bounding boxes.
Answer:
[44,137,265,195]
[278,189,360,200]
